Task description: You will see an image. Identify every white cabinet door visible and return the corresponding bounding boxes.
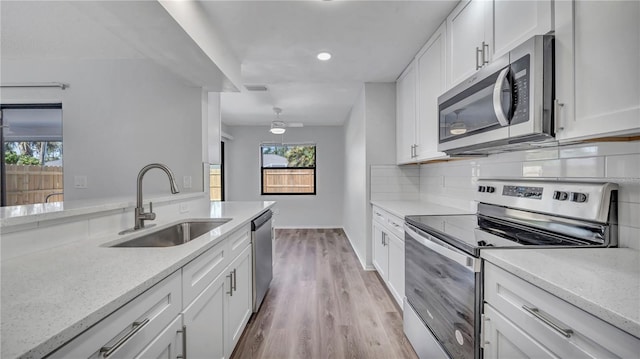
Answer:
[49,271,182,359]
[134,316,184,359]
[492,0,552,60]
[447,0,491,87]
[372,221,388,281]
[225,244,253,359]
[483,305,558,359]
[396,61,417,164]
[386,231,404,308]
[555,0,640,141]
[182,271,226,359]
[416,22,448,162]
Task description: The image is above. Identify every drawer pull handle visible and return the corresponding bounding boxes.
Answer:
[232,268,237,292]
[522,305,573,338]
[227,271,234,296]
[100,318,150,357]
[177,325,187,359]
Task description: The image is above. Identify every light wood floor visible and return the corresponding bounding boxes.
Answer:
[231,228,418,359]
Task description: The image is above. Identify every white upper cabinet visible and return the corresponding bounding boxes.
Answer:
[396,23,448,165]
[416,23,448,162]
[447,0,492,87]
[555,0,640,141]
[396,61,417,164]
[492,1,552,60]
[447,0,552,89]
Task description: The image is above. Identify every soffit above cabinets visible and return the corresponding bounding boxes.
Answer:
[0,0,241,92]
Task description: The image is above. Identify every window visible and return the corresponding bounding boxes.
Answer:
[261,144,316,195]
[209,142,225,201]
[1,104,63,206]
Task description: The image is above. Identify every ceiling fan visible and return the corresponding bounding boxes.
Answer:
[270,107,303,134]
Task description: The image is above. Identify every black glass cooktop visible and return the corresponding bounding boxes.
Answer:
[405,213,599,257]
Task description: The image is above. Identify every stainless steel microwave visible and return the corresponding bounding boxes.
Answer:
[438,35,554,155]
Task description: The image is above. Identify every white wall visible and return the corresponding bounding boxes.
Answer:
[343,83,396,269]
[418,141,640,249]
[1,58,204,202]
[224,125,344,228]
[343,89,368,266]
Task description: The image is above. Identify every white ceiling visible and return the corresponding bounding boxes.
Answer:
[201,0,458,127]
[1,0,458,127]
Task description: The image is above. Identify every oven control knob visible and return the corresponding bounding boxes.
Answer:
[571,192,588,203]
[478,186,486,192]
[554,191,569,201]
[487,186,496,193]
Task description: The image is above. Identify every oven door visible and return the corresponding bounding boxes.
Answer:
[405,223,481,359]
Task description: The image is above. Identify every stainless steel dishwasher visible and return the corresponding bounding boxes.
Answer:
[251,210,273,312]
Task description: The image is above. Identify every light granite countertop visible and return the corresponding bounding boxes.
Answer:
[1,201,275,359]
[370,200,472,218]
[482,248,640,338]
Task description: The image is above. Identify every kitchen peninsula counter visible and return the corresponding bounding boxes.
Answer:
[1,201,274,359]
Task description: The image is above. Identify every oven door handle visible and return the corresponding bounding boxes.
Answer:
[405,224,479,272]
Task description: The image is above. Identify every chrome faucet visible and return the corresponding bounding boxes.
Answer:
[133,163,180,230]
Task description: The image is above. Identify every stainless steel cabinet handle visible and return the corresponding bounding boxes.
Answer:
[476,46,483,70]
[177,325,187,359]
[99,318,150,357]
[522,305,573,338]
[232,268,237,292]
[482,41,490,66]
[554,99,565,133]
[227,271,234,296]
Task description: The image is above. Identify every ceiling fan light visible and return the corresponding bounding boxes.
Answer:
[270,127,286,135]
[317,52,332,61]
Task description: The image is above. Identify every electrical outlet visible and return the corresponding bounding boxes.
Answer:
[179,203,189,214]
[183,176,192,189]
[74,175,87,189]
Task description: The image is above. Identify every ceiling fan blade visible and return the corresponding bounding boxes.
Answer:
[286,122,304,127]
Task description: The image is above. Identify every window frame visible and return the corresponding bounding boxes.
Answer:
[260,143,317,196]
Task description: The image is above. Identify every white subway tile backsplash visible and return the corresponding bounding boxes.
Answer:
[523,159,561,177]
[606,154,640,179]
[561,157,606,177]
[560,141,640,158]
[615,180,640,203]
[618,226,640,250]
[478,161,522,178]
[617,202,640,229]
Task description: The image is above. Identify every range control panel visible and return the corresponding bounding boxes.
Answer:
[502,185,543,200]
[475,179,617,223]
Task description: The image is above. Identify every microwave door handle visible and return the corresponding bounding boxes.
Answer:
[493,67,511,127]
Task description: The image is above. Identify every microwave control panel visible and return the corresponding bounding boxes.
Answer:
[510,54,530,125]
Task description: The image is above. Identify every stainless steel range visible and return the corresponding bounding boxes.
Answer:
[403,179,618,359]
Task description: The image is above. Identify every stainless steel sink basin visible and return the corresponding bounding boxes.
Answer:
[112,219,231,247]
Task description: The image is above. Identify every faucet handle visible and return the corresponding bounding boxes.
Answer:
[149,201,153,213]
[148,202,156,220]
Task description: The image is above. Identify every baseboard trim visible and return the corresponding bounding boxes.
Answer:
[274,225,343,229]
[341,228,375,271]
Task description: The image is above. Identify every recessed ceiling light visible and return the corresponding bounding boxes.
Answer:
[317,52,332,61]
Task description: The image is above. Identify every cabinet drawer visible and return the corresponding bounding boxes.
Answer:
[372,206,405,240]
[49,271,182,358]
[227,224,251,260]
[484,262,640,358]
[182,240,229,306]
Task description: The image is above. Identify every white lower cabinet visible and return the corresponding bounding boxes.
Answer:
[372,206,405,307]
[48,224,256,359]
[224,244,253,358]
[182,266,227,359]
[135,316,185,359]
[49,271,183,359]
[483,262,640,359]
[181,231,253,359]
[385,231,405,307]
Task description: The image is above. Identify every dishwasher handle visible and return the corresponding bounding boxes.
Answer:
[251,210,273,230]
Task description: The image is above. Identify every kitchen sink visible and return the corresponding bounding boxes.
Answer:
[111,219,231,247]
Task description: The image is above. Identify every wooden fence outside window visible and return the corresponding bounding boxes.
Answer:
[3,164,64,205]
[262,168,315,194]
